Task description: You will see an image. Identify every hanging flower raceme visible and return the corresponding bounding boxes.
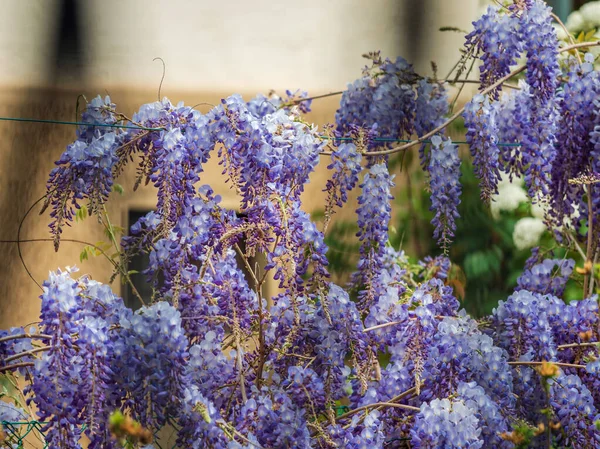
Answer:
[29,269,127,449]
[324,141,363,217]
[336,54,418,148]
[44,127,123,251]
[113,301,190,430]
[465,6,522,99]
[519,1,561,199]
[494,83,529,178]
[521,0,561,103]
[549,374,600,448]
[464,94,502,202]
[353,162,395,311]
[415,78,448,168]
[428,135,461,251]
[551,61,600,231]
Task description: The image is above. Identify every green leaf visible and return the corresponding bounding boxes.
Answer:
[112,183,125,195]
[0,374,17,396]
[75,205,88,222]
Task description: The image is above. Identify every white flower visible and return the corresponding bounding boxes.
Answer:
[490,174,528,219]
[565,10,586,33]
[580,1,600,27]
[513,217,546,251]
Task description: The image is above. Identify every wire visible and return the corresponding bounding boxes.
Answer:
[0,116,163,131]
[0,115,522,147]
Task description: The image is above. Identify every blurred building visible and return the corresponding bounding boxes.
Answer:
[0,0,479,328]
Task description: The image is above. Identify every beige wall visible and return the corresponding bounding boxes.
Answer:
[0,1,479,90]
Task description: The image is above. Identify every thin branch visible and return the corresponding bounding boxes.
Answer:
[584,184,594,298]
[4,346,50,364]
[551,12,582,65]
[0,236,146,306]
[0,362,34,373]
[566,232,587,260]
[364,321,405,333]
[443,78,521,90]
[368,402,420,412]
[17,192,51,290]
[448,54,477,113]
[557,342,599,350]
[290,91,344,104]
[508,361,586,369]
[99,206,146,306]
[234,244,259,286]
[216,420,266,449]
[334,387,417,423]
[363,316,449,333]
[590,249,599,294]
[0,333,51,344]
[562,41,600,53]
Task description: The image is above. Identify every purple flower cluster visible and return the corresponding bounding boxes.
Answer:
[44,127,120,249]
[354,163,395,310]
[466,0,559,102]
[549,374,600,448]
[464,0,561,199]
[336,56,418,147]
[29,268,127,449]
[464,94,502,201]
[324,142,363,212]
[493,289,557,365]
[516,258,575,297]
[411,395,482,448]
[113,301,190,429]
[465,6,521,98]
[428,136,462,250]
[232,387,312,448]
[521,1,560,102]
[551,64,600,230]
[415,79,448,168]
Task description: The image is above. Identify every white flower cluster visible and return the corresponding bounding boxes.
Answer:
[490,174,547,251]
[564,1,600,34]
[490,174,528,220]
[512,217,546,251]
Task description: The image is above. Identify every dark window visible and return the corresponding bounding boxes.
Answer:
[124,210,155,310]
[125,209,261,310]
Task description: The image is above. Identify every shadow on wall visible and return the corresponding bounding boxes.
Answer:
[402,1,427,68]
[0,0,86,326]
